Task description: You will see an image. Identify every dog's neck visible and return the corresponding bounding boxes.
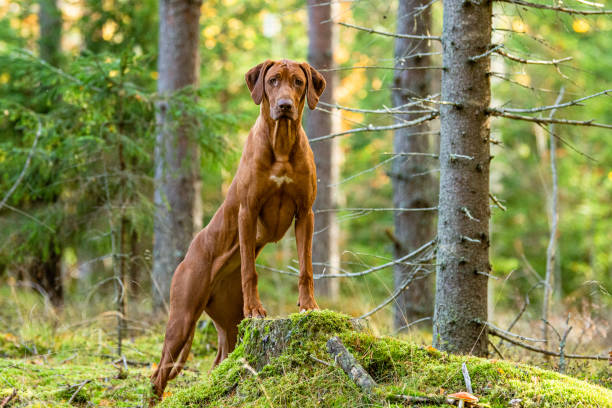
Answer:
[260,104,303,163]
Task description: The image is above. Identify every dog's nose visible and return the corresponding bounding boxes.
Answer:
[278,99,293,111]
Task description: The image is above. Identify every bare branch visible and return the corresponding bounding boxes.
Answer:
[469,44,503,62]
[319,65,444,72]
[315,206,438,214]
[360,267,433,318]
[496,0,612,14]
[481,321,547,342]
[491,89,611,114]
[338,21,441,41]
[489,110,612,129]
[394,317,432,334]
[488,326,607,360]
[309,112,439,143]
[258,239,437,280]
[495,49,572,65]
[383,152,439,158]
[0,119,42,211]
[542,88,564,345]
[318,100,437,114]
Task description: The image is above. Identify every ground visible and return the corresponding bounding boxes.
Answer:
[0,289,610,407]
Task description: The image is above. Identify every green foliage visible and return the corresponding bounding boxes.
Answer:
[163,311,612,408]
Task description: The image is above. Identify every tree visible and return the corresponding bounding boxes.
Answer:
[433,0,492,356]
[307,0,340,299]
[152,0,202,312]
[31,0,63,307]
[391,0,436,330]
[38,0,61,66]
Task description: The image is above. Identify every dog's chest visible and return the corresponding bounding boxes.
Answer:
[268,160,296,188]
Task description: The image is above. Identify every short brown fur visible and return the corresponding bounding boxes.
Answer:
[150,59,326,402]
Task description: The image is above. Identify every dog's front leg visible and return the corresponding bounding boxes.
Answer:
[295,208,319,312]
[238,204,267,318]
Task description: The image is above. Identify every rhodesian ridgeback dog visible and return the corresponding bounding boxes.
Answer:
[150,59,325,400]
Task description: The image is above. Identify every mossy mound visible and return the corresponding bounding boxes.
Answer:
[161,310,612,408]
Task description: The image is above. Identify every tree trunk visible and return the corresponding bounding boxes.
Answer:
[307,0,339,299]
[152,0,201,313]
[38,0,61,66]
[35,0,63,309]
[433,0,491,356]
[391,0,436,330]
[33,242,63,307]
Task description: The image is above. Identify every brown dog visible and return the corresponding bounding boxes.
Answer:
[150,59,325,400]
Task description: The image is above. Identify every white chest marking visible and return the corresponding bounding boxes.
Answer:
[269,175,294,187]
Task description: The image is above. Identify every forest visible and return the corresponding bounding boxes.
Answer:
[0,0,611,407]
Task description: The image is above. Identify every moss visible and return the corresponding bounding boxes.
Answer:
[163,311,612,408]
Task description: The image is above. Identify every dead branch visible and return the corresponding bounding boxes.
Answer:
[383,152,439,158]
[482,321,547,342]
[394,317,432,334]
[495,49,572,65]
[493,89,610,114]
[489,110,612,129]
[326,336,376,393]
[360,267,433,318]
[0,119,42,211]
[542,88,565,345]
[469,44,503,62]
[338,21,441,41]
[318,100,437,114]
[315,207,439,213]
[319,65,444,72]
[487,326,607,360]
[462,362,473,393]
[387,393,448,405]
[496,0,612,14]
[489,339,505,359]
[310,112,439,143]
[67,380,92,404]
[257,239,436,280]
[0,390,17,408]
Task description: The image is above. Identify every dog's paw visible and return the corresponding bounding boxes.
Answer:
[244,303,267,318]
[297,297,319,313]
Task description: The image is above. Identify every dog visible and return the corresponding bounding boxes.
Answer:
[150,59,326,401]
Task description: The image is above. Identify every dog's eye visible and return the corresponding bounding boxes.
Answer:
[269,77,278,86]
[295,79,304,87]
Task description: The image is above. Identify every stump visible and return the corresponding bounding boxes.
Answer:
[238,311,366,370]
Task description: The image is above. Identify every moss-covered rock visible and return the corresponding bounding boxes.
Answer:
[161,310,612,408]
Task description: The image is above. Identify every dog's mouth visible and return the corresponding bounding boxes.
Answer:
[271,109,297,121]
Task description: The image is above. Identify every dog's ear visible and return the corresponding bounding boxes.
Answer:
[245,60,274,105]
[300,62,326,110]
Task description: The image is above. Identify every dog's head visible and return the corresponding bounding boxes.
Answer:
[245,59,326,121]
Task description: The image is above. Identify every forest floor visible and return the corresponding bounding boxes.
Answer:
[0,289,610,407]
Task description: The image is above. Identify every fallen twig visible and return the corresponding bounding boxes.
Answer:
[67,380,91,404]
[387,393,448,405]
[462,362,473,394]
[326,336,376,393]
[0,390,17,408]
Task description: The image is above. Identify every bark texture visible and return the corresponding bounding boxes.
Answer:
[152,0,201,312]
[38,0,61,66]
[391,0,436,330]
[307,0,339,299]
[240,317,365,371]
[433,0,491,356]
